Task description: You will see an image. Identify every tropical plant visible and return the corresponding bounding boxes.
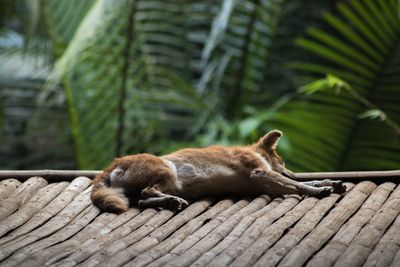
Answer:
[44,0,96,57]
[301,74,400,138]
[46,0,308,169]
[4,0,399,172]
[277,0,400,171]
[0,0,80,169]
[54,0,208,168]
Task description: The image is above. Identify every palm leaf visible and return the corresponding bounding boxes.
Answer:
[44,0,96,57]
[283,0,400,171]
[56,0,211,169]
[51,0,296,169]
[198,0,287,117]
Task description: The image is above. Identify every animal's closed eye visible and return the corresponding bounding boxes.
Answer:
[115,168,124,176]
[111,167,125,179]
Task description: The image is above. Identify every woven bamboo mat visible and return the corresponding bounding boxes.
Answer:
[0,177,399,266]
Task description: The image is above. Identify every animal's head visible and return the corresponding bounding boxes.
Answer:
[254,130,287,174]
[95,153,175,194]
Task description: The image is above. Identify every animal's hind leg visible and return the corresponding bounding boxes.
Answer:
[138,197,188,210]
[250,169,334,198]
[302,179,346,193]
[138,186,188,210]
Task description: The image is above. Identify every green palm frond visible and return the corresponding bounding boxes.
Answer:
[63,0,140,168]
[58,0,210,168]
[282,0,400,171]
[43,0,96,57]
[0,0,94,104]
[44,0,292,169]
[199,0,286,117]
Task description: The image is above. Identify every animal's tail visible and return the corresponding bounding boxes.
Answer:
[90,181,129,214]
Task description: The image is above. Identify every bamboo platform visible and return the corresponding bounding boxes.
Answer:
[0,175,400,266]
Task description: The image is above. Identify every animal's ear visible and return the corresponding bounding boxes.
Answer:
[259,130,282,150]
[111,157,120,163]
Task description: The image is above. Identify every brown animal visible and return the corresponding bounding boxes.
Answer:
[91,130,345,213]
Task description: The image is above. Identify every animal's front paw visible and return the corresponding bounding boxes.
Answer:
[332,180,346,194]
[165,197,189,211]
[316,186,334,198]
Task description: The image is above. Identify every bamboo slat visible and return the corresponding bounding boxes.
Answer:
[53,208,142,267]
[333,184,400,267]
[0,186,93,261]
[82,209,176,266]
[307,182,396,267]
[0,177,48,221]
[188,197,281,267]
[0,177,91,246]
[254,184,353,267]
[364,212,400,267]
[147,198,251,267]
[205,196,301,267]
[157,196,271,267]
[296,170,400,180]
[0,182,68,238]
[97,199,214,267]
[0,179,21,200]
[0,176,399,267]
[231,197,318,267]
[33,212,119,266]
[148,196,269,267]
[390,247,400,267]
[5,205,100,267]
[277,181,377,267]
[128,199,236,267]
[41,210,134,266]
[0,170,100,181]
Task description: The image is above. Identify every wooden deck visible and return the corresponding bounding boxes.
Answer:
[0,176,400,266]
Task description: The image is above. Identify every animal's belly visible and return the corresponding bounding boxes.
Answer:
[175,175,261,199]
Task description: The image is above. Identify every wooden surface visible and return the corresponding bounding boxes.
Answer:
[0,177,400,266]
[1,170,400,182]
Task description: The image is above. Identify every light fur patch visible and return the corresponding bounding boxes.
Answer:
[163,159,177,176]
[116,187,129,200]
[163,159,182,190]
[254,152,272,170]
[111,187,129,209]
[110,167,124,184]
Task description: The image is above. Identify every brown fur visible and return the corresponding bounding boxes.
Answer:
[91,130,346,213]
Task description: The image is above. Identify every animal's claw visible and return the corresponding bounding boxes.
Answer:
[317,187,334,198]
[332,180,346,194]
[166,197,188,211]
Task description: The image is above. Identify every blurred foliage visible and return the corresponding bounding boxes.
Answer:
[0,0,399,171]
[286,0,400,171]
[45,0,301,169]
[44,0,96,57]
[0,0,17,29]
[0,0,75,169]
